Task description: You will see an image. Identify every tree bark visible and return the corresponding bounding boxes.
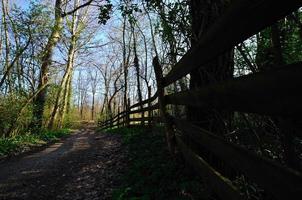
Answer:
[48,0,79,128]
[58,71,73,127]
[132,26,144,123]
[1,0,11,92]
[122,17,128,113]
[31,0,64,130]
[236,44,258,73]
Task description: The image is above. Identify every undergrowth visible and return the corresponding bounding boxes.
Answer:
[0,129,70,157]
[107,126,212,200]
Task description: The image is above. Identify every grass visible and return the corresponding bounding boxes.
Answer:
[106,126,211,200]
[0,129,70,157]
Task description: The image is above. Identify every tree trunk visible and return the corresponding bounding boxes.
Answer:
[1,0,11,92]
[132,26,144,123]
[122,17,128,114]
[47,45,74,128]
[31,0,64,130]
[58,71,73,127]
[48,0,78,128]
[122,16,132,124]
[91,92,95,120]
[236,44,258,73]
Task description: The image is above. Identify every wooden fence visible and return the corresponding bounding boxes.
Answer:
[99,1,302,199]
[98,90,160,129]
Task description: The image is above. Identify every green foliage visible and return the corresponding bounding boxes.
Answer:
[255,19,302,68]
[119,3,142,24]
[62,109,79,128]
[108,126,209,200]
[106,126,144,144]
[0,1,55,137]
[98,0,113,25]
[0,129,70,157]
[39,128,70,141]
[0,94,31,137]
[147,0,191,48]
[10,0,53,58]
[45,83,61,108]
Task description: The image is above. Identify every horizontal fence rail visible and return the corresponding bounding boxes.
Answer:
[98,1,302,199]
[99,91,159,129]
[163,0,302,86]
[172,117,302,200]
[175,134,243,200]
[129,92,158,110]
[165,62,302,117]
[129,103,159,115]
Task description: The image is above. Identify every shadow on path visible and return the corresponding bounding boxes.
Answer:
[0,127,127,200]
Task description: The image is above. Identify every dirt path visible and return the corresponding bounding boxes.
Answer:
[0,126,127,200]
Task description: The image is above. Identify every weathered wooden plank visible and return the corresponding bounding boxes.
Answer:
[101,121,111,127]
[100,109,127,127]
[125,98,131,127]
[100,125,110,130]
[101,117,120,128]
[166,62,302,117]
[114,111,126,120]
[176,135,243,200]
[99,92,157,128]
[148,86,153,126]
[172,118,302,200]
[163,0,302,86]
[129,117,160,122]
[129,103,159,115]
[129,92,158,110]
[100,121,109,127]
[100,111,127,127]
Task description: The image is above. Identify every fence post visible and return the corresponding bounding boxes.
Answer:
[110,113,113,129]
[123,106,126,128]
[141,106,145,126]
[148,86,152,128]
[117,106,120,128]
[126,98,130,127]
[153,56,175,154]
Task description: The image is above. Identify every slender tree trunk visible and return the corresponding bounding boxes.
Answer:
[137,24,149,89]
[58,72,73,127]
[0,40,30,88]
[1,0,11,92]
[132,26,143,122]
[122,17,128,113]
[91,92,95,120]
[47,48,74,128]
[236,44,258,73]
[90,70,98,121]
[48,1,78,128]
[101,93,108,116]
[122,16,132,124]
[31,0,64,130]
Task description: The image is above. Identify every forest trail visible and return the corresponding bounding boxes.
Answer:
[0,125,127,200]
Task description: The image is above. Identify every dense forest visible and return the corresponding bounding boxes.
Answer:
[0,0,302,199]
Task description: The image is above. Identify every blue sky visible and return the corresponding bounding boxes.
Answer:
[10,0,30,9]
